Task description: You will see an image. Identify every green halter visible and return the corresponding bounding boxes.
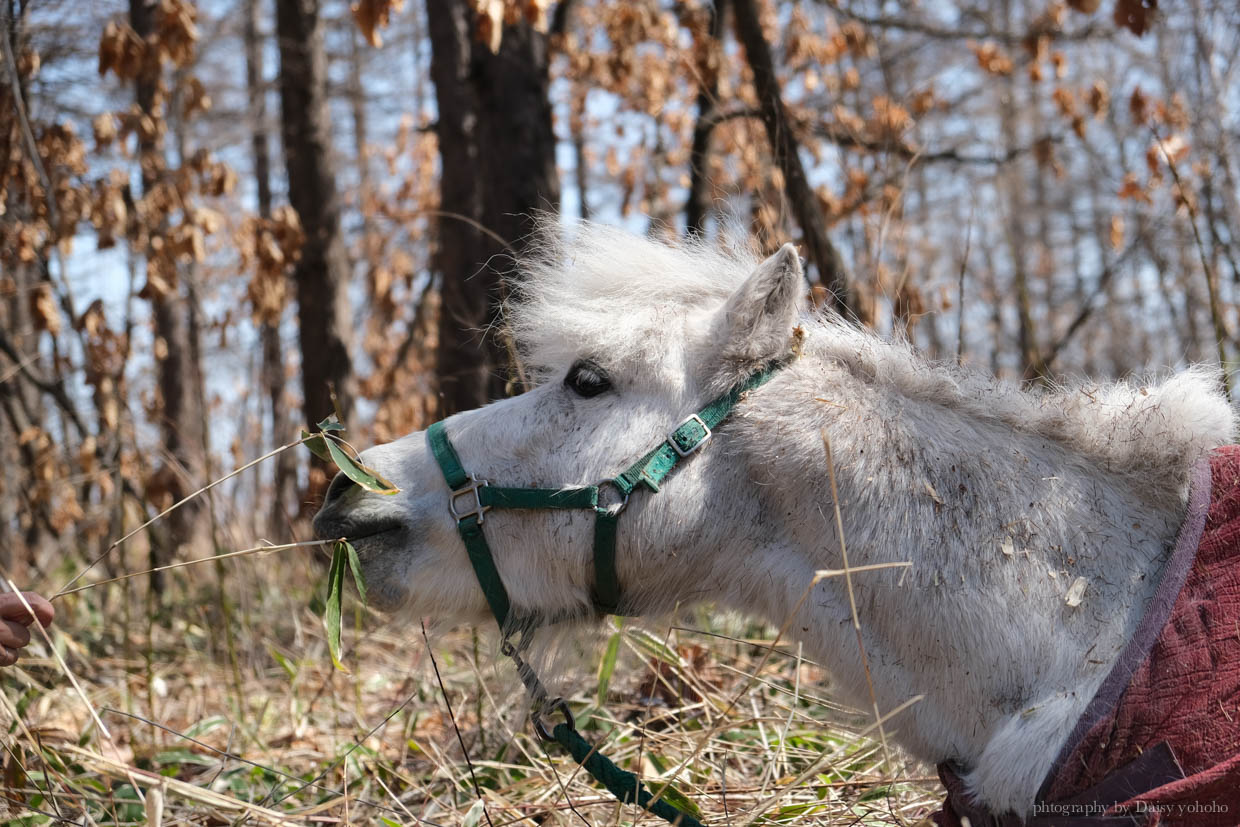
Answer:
[425,358,787,827]
[427,359,786,627]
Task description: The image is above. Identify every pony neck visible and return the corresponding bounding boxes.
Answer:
[718,323,1195,814]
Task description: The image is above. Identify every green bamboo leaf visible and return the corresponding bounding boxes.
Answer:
[342,540,367,604]
[596,621,622,707]
[651,782,702,820]
[268,645,298,681]
[627,626,682,666]
[461,800,485,827]
[317,416,345,432]
[301,430,331,462]
[324,542,348,672]
[324,437,400,494]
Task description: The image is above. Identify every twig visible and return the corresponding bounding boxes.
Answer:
[1,579,112,742]
[0,327,90,438]
[0,13,56,229]
[421,621,496,827]
[1153,125,1232,396]
[54,434,317,598]
[732,0,855,318]
[55,539,333,597]
[820,430,889,762]
[814,0,1109,46]
[1039,240,1142,373]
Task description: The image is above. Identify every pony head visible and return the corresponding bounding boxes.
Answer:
[313,225,807,624]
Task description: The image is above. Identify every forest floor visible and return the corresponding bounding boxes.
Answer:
[2,544,944,826]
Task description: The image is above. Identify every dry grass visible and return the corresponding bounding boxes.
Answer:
[1,547,945,826]
[2,430,941,826]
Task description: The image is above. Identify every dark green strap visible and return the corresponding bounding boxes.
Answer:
[427,421,469,490]
[616,360,786,494]
[481,486,598,510]
[592,508,621,614]
[428,358,788,628]
[459,516,511,628]
[428,422,512,628]
[552,723,704,827]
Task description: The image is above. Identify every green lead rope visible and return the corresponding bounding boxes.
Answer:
[426,357,791,827]
[552,723,704,827]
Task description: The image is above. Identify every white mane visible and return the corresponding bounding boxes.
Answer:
[803,316,1233,510]
[514,223,1233,507]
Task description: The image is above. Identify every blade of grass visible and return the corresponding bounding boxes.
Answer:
[342,540,367,604]
[324,542,348,672]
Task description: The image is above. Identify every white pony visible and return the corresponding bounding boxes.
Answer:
[313,223,1235,818]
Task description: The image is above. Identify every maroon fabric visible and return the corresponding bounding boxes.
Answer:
[934,446,1240,826]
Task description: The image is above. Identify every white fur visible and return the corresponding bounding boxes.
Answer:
[315,223,1236,818]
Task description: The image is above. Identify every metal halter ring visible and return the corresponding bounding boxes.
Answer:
[532,697,575,742]
[448,474,491,524]
[595,478,630,516]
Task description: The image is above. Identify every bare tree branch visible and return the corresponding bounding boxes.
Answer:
[814,0,1112,46]
[0,327,88,439]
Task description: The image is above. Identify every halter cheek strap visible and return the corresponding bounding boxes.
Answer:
[426,359,786,629]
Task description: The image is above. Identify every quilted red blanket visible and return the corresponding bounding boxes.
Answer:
[935,445,1240,826]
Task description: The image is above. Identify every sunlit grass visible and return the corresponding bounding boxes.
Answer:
[3,564,942,825]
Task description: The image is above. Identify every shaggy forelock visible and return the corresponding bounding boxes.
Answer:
[508,222,760,381]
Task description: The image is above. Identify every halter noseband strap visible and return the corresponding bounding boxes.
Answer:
[426,359,787,630]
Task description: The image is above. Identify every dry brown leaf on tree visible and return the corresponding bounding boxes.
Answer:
[470,0,550,53]
[971,42,1013,76]
[1114,0,1157,36]
[351,0,404,48]
[97,21,144,79]
[475,0,505,53]
[29,283,61,335]
[1068,0,1103,14]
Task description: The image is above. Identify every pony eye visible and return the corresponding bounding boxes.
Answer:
[564,359,612,398]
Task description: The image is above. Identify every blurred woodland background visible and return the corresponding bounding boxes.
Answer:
[1,0,1238,824]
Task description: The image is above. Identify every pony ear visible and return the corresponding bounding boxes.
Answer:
[717,244,805,369]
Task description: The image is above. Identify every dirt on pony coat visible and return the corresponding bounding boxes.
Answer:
[937,445,1240,826]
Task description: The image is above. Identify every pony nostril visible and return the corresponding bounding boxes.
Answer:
[324,472,359,506]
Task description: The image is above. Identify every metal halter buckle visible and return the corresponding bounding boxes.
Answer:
[448,474,491,524]
[532,697,575,742]
[669,413,712,457]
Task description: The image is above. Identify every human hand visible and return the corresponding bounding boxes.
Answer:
[0,592,54,667]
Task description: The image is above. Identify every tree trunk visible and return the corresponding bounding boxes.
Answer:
[131,0,207,592]
[244,0,294,539]
[732,0,855,319]
[274,0,355,434]
[426,0,559,416]
[686,0,727,236]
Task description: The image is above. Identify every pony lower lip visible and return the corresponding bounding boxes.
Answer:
[344,524,402,542]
